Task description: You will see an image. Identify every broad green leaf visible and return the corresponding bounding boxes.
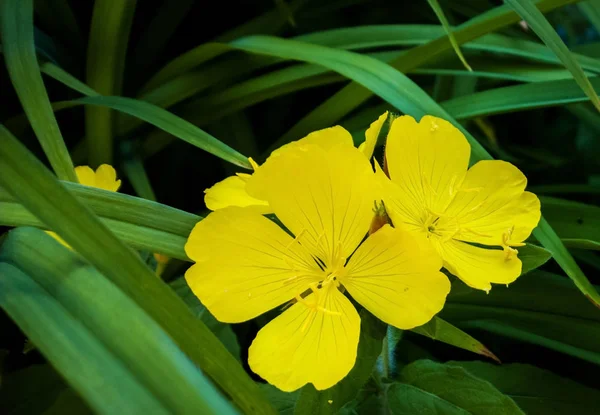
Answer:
[410,317,499,362]
[0,126,275,414]
[427,0,472,71]
[541,196,600,243]
[294,311,387,415]
[400,360,524,414]
[451,361,600,414]
[1,228,238,414]
[505,0,600,112]
[0,364,91,414]
[258,384,300,415]
[385,383,469,415]
[0,263,168,414]
[518,243,553,274]
[0,0,76,181]
[85,0,137,165]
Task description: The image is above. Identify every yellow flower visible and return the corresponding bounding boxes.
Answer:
[184,134,449,391]
[378,115,541,292]
[203,112,389,213]
[46,164,121,247]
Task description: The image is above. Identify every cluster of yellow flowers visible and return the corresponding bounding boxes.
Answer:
[47,113,540,392]
[185,113,541,392]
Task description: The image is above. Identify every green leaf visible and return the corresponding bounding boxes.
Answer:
[410,317,500,362]
[269,0,578,151]
[1,228,237,414]
[121,142,157,201]
[0,364,92,415]
[170,277,241,360]
[518,243,553,274]
[85,0,137,166]
[294,311,387,415]
[0,126,275,414]
[443,75,600,120]
[0,262,168,414]
[450,361,600,414]
[541,196,600,243]
[40,61,100,97]
[258,384,300,415]
[427,0,472,71]
[400,360,524,414]
[384,383,470,415]
[505,0,600,113]
[0,0,76,181]
[11,95,252,169]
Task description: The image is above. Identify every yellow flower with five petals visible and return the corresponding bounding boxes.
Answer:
[184,131,449,392]
[378,115,541,292]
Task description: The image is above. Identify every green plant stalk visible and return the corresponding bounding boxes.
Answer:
[85,0,137,166]
[0,0,76,181]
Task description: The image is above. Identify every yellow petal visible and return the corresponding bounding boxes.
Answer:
[204,175,271,214]
[184,207,321,323]
[435,239,522,291]
[247,143,375,267]
[248,285,360,392]
[384,115,470,218]
[74,166,96,187]
[95,164,122,191]
[343,225,449,329]
[358,112,388,160]
[446,160,541,246]
[75,164,121,192]
[271,125,354,160]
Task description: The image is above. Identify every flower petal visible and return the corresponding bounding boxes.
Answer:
[343,225,449,329]
[204,175,271,214]
[435,239,522,291]
[184,207,321,323]
[384,115,470,218]
[248,285,360,392]
[446,160,541,246]
[75,164,121,191]
[358,112,388,160]
[247,143,375,266]
[271,125,354,159]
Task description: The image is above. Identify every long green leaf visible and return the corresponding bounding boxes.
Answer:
[271,0,578,151]
[0,263,169,414]
[0,125,276,415]
[1,228,237,414]
[85,0,137,166]
[443,76,600,120]
[0,0,76,181]
[506,0,600,112]
[427,0,471,71]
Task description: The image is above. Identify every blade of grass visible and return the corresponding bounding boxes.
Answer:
[427,0,472,71]
[0,263,169,414]
[505,0,600,112]
[121,142,157,201]
[0,0,76,181]
[442,76,600,120]
[85,0,137,166]
[269,0,578,153]
[0,125,276,415]
[579,1,600,34]
[2,228,238,414]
